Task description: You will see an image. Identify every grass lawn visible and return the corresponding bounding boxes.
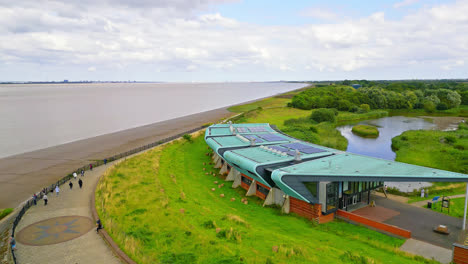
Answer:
[423,196,467,218]
[96,134,439,264]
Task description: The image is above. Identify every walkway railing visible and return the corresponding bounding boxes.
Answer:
[9,125,208,264]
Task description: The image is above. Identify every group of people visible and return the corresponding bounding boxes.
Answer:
[32,169,87,206]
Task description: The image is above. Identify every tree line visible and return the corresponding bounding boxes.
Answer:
[290,80,467,112]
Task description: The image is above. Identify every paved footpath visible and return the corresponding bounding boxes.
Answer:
[14,163,121,264]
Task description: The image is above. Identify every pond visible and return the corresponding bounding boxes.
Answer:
[336,116,436,192]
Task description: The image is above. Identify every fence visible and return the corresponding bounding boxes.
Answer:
[9,125,207,263]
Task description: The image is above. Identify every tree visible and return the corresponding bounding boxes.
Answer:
[310,108,336,123]
[423,101,436,113]
[337,100,353,111]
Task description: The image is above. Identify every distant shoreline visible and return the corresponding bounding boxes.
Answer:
[0,83,308,209]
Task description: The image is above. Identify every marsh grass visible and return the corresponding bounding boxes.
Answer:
[352,125,380,138]
[96,134,439,264]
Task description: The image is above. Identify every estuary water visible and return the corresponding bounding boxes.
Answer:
[0,82,305,158]
[336,116,437,192]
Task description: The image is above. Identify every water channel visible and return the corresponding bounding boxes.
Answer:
[336,116,436,192]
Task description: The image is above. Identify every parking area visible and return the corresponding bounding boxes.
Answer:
[351,194,462,249]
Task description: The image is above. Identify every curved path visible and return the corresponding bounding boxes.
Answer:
[14,163,122,264]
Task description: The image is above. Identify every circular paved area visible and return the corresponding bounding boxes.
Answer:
[16,215,94,246]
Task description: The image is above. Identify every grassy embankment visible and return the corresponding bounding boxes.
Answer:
[351,125,379,138]
[96,134,438,264]
[228,93,387,150]
[0,208,13,221]
[390,122,468,204]
[0,208,13,220]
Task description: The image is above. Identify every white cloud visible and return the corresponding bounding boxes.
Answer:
[0,0,467,81]
[88,66,96,72]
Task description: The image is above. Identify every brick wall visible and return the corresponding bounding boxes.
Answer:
[337,210,411,238]
[290,197,322,220]
[454,244,468,264]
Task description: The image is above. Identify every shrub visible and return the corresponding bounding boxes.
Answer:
[310,108,336,123]
[360,104,370,112]
[0,208,13,220]
[309,126,318,133]
[436,102,448,110]
[183,134,193,142]
[349,105,359,113]
[444,136,457,144]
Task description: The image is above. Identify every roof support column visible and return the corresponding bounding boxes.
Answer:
[232,173,241,188]
[219,163,229,175]
[246,180,257,196]
[282,195,290,214]
[212,152,219,162]
[226,167,239,181]
[214,157,223,168]
[463,183,468,230]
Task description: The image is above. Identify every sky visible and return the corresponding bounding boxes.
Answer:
[0,0,466,82]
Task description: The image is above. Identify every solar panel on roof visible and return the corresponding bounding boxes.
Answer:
[282,143,312,150]
[258,134,285,142]
[243,135,264,143]
[237,127,248,133]
[248,127,267,132]
[270,146,288,152]
[300,147,326,154]
[286,151,297,156]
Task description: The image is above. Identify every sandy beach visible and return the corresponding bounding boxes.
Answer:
[0,107,231,209]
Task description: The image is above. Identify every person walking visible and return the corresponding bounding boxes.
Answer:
[43,193,48,205]
[73,172,77,180]
[32,193,37,205]
[78,178,83,189]
[69,181,73,190]
[10,235,16,251]
[81,169,85,177]
[104,158,107,165]
[96,218,103,233]
[89,163,93,171]
[55,185,60,196]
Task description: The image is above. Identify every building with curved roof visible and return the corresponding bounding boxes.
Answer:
[205,123,468,224]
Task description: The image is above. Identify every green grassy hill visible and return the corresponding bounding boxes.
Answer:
[96,134,438,264]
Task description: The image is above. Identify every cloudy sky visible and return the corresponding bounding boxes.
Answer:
[0,0,466,82]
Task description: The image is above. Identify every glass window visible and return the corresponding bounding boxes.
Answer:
[256,184,269,195]
[326,182,338,212]
[241,176,252,185]
[304,182,318,197]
